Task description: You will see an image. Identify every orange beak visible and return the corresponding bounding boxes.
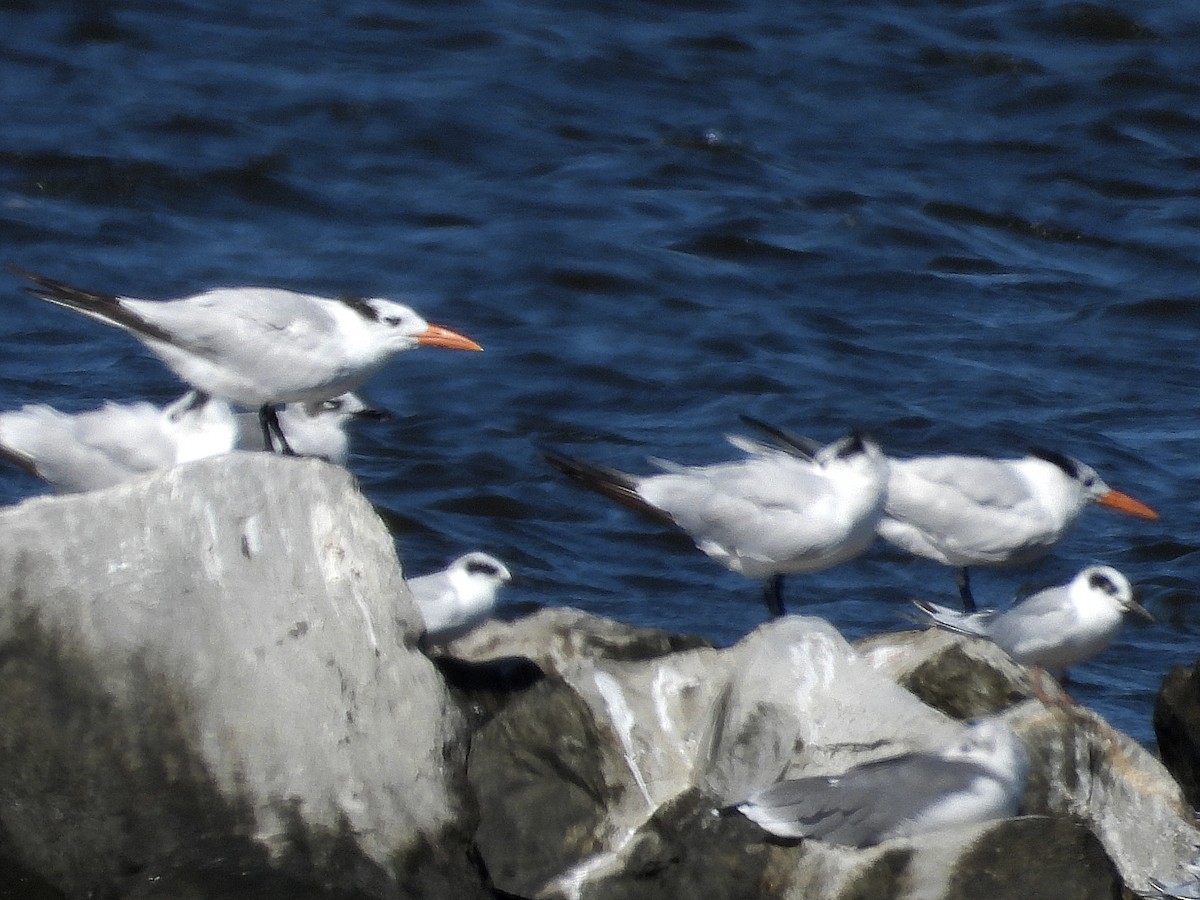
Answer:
[417,324,483,352]
[1098,489,1159,520]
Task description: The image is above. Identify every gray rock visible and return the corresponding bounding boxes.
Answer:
[466,611,1199,898]
[0,454,483,899]
[862,626,1200,893]
[1011,703,1199,895]
[440,606,714,673]
[1154,660,1200,809]
[581,803,1120,900]
[855,628,1051,718]
[467,616,994,898]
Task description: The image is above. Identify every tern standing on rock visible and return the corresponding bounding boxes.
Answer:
[233,393,385,466]
[878,448,1158,611]
[911,565,1153,681]
[735,717,1029,848]
[543,426,890,618]
[11,268,482,453]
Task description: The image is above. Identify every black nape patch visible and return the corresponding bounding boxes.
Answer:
[335,295,379,322]
[1028,447,1079,479]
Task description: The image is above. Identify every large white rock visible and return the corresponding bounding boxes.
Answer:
[0,453,473,897]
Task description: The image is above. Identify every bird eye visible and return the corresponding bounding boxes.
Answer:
[466,560,499,576]
[383,315,402,326]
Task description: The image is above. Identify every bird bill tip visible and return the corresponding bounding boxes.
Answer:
[418,324,483,351]
[1127,599,1156,623]
[1098,488,1159,520]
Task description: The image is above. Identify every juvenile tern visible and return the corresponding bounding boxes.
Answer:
[735,717,1028,847]
[408,552,512,645]
[0,391,238,493]
[879,449,1158,610]
[911,565,1152,680]
[542,426,889,617]
[11,268,481,452]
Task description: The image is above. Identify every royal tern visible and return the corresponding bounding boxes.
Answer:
[234,393,385,466]
[911,565,1152,680]
[879,448,1158,610]
[11,268,481,452]
[408,552,512,645]
[0,391,238,493]
[735,717,1028,847]
[542,427,889,617]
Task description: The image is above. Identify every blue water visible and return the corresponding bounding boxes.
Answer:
[2,0,1199,749]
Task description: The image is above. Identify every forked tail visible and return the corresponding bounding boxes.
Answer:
[910,597,994,638]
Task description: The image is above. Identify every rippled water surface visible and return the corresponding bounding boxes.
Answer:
[3,0,1200,749]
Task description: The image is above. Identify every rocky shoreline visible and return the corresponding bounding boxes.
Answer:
[0,455,1196,899]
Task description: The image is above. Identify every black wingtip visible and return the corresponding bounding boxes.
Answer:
[539,446,637,491]
[738,415,821,460]
[539,446,679,528]
[8,267,180,345]
[8,266,116,305]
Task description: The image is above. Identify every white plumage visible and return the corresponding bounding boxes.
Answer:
[544,427,890,617]
[408,552,512,644]
[912,565,1153,680]
[879,449,1157,609]
[12,268,480,451]
[0,392,238,493]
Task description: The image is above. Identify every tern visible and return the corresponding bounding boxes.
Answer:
[0,391,238,493]
[735,718,1028,847]
[879,448,1158,610]
[233,393,386,466]
[408,552,512,645]
[542,426,889,617]
[11,268,482,452]
[911,565,1153,681]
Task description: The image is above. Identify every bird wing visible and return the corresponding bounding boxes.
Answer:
[985,587,1080,662]
[124,288,339,361]
[738,754,988,847]
[881,456,1056,563]
[542,450,677,528]
[639,453,864,572]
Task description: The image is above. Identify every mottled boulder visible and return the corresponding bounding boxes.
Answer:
[580,804,1120,900]
[465,611,1198,898]
[1012,703,1198,895]
[427,607,715,731]
[0,454,482,899]
[1154,660,1200,809]
[861,627,1199,894]
[855,627,1050,718]
[466,616,1023,898]
[440,606,715,673]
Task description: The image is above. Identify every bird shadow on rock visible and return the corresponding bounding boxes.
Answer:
[427,653,547,730]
